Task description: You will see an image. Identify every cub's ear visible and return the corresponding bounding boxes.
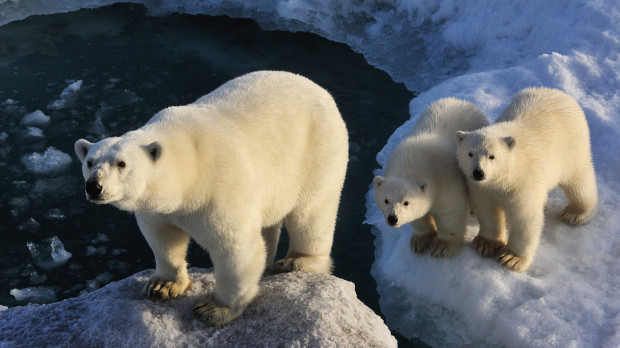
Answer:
[74,139,92,162]
[373,176,385,188]
[455,130,468,143]
[416,181,427,192]
[145,141,163,162]
[502,136,516,150]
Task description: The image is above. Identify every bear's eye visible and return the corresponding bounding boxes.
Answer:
[384,199,389,204]
[86,160,93,169]
[489,155,495,160]
[404,201,409,206]
[117,161,126,168]
[468,152,473,157]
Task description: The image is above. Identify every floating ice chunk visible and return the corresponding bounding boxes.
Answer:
[20,110,50,127]
[21,147,72,174]
[85,245,106,256]
[10,287,57,304]
[91,233,109,244]
[0,305,7,311]
[17,217,40,232]
[27,236,72,270]
[23,126,44,139]
[0,132,8,142]
[44,208,66,220]
[29,271,47,286]
[47,80,83,109]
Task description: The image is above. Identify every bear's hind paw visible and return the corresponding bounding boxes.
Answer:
[428,237,461,258]
[559,206,593,225]
[272,255,331,274]
[472,235,505,257]
[193,294,244,327]
[497,249,530,272]
[142,276,191,300]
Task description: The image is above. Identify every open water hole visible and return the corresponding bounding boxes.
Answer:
[0,3,416,345]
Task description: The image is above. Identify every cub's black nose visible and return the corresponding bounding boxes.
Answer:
[85,179,103,196]
[387,214,398,226]
[472,168,485,181]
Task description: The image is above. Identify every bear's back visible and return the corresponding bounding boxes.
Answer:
[411,97,488,140]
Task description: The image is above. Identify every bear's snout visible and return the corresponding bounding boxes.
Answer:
[387,214,398,226]
[472,168,485,181]
[85,179,103,197]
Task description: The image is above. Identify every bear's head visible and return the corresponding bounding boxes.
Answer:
[455,130,516,186]
[74,136,163,211]
[373,176,431,228]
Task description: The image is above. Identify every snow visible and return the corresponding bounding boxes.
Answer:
[0,269,397,347]
[1,0,619,347]
[21,147,72,174]
[20,110,50,127]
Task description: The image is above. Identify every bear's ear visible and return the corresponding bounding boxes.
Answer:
[502,136,516,150]
[74,139,92,162]
[373,176,385,188]
[145,141,163,162]
[417,181,427,193]
[455,130,468,143]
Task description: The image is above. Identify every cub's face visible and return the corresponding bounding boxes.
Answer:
[455,130,516,186]
[373,176,431,228]
[74,137,162,211]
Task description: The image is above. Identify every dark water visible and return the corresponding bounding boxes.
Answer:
[0,3,417,346]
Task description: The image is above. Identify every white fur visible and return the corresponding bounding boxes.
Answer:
[374,98,488,257]
[74,71,349,325]
[456,87,598,272]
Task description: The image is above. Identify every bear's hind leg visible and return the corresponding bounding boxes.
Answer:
[136,213,191,300]
[274,195,339,274]
[559,170,598,225]
[262,223,282,271]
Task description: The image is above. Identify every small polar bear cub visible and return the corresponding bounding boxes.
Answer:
[74,71,349,326]
[456,87,598,272]
[374,98,488,257]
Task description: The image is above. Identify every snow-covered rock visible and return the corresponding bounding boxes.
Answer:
[0,269,396,348]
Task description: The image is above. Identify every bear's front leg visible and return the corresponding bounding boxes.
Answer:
[469,188,507,257]
[498,199,545,272]
[409,213,437,254]
[192,225,266,326]
[428,201,468,258]
[136,213,191,300]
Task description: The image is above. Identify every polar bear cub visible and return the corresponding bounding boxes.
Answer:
[456,87,598,272]
[74,71,349,326]
[374,98,488,257]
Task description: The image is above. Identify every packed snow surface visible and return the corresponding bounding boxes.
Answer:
[1,0,620,347]
[0,269,397,348]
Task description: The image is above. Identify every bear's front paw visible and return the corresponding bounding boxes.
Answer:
[428,237,461,258]
[559,206,592,226]
[193,294,244,327]
[272,255,331,274]
[142,276,191,300]
[497,249,530,272]
[472,235,505,257]
[410,232,436,254]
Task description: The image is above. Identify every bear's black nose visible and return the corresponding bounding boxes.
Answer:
[473,168,485,181]
[85,179,103,197]
[387,214,398,226]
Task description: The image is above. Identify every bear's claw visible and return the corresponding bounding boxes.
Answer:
[472,235,505,257]
[193,294,243,327]
[429,237,461,258]
[142,276,191,300]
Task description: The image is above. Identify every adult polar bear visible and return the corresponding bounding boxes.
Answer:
[456,87,598,272]
[74,71,349,326]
